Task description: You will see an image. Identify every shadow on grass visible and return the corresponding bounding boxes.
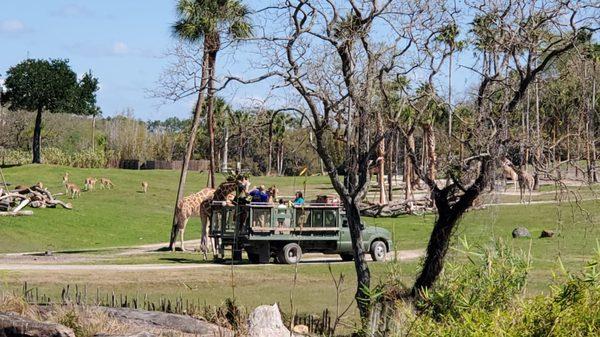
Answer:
[159,257,204,264]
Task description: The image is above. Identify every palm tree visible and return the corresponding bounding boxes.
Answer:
[169,0,252,250]
[212,97,232,172]
[272,113,293,175]
[229,109,252,165]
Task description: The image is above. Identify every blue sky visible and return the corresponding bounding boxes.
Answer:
[0,1,253,121]
[0,1,488,122]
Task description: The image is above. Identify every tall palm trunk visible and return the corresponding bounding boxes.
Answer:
[376,111,387,204]
[169,48,210,250]
[205,32,220,188]
[222,124,229,172]
[267,121,273,175]
[423,124,437,182]
[404,130,415,209]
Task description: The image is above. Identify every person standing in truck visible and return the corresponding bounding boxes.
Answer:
[293,191,304,205]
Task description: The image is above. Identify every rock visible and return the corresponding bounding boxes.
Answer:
[512,227,531,238]
[0,312,75,337]
[95,333,155,337]
[292,324,309,335]
[100,307,231,337]
[248,304,293,337]
[540,230,555,238]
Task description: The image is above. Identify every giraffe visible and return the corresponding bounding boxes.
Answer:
[517,167,535,204]
[172,187,215,253]
[198,174,251,257]
[501,158,519,192]
[266,185,278,203]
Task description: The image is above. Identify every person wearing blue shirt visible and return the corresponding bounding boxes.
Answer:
[249,185,269,202]
[293,191,305,205]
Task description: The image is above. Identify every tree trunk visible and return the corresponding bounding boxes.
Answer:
[412,157,491,294]
[268,121,273,175]
[404,131,415,207]
[423,124,437,183]
[222,124,229,172]
[169,48,210,250]
[376,109,387,205]
[205,33,220,189]
[91,114,96,152]
[343,199,371,320]
[32,106,43,164]
[448,52,453,139]
[387,136,394,201]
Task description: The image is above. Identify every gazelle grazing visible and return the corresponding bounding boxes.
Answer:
[517,167,535,204]
[141,181,148,193]
[99,178,114,189]
[65,183,81,199]
[84,177,97,191]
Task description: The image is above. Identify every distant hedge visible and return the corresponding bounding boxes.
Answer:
[1,147,109,168]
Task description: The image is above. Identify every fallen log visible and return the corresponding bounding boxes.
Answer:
[0,210,34,216]
[12,198,30,213]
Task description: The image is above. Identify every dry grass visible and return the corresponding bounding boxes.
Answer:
[0,291,197,337]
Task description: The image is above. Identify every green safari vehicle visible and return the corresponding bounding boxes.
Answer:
[209,201,393,264]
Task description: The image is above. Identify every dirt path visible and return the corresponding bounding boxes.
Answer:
[0,249,423,271]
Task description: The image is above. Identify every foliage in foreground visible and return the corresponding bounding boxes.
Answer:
[391,240,600,337]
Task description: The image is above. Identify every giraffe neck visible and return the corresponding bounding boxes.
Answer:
[214,182,237,201]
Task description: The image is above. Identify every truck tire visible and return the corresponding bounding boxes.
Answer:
[278,243,302,264]
[340,253,353,261]
[370,240,387,262]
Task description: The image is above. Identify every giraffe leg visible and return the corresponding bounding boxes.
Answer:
[179,219,188,252]
[200,215,209,260]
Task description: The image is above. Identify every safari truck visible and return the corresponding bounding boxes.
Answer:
[209,199,393,264]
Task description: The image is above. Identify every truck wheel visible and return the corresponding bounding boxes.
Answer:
[340,253,353,261]
[278,243,302,264]
[370,240,387,262]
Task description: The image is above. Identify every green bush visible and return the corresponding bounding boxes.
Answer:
[393,240,600,337]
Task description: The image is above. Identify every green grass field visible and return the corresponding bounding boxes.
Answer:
[1,164,599,319]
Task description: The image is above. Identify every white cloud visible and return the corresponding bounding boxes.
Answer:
[112,42,129,55]
[53,4,92,18]
[0,19,27,34]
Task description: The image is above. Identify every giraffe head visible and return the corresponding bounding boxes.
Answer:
[266,185,278,201]
[215,174,251,200]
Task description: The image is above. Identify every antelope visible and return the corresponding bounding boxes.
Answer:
[84,177,97,191]
[99,178,114,189]
[141,181,148,193]
[65,183,81,199]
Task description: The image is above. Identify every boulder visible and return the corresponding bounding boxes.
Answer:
[94,333,155,337]
[248,304,293,337]
[512,227,531,238]
[0,312,75,337]
[540,230,555,238]
[100,307,231,337]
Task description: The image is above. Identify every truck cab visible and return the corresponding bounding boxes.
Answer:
[209,200,393,264]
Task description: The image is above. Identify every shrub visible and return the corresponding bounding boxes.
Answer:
[0,147,107,168]
[390,240,600,337]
